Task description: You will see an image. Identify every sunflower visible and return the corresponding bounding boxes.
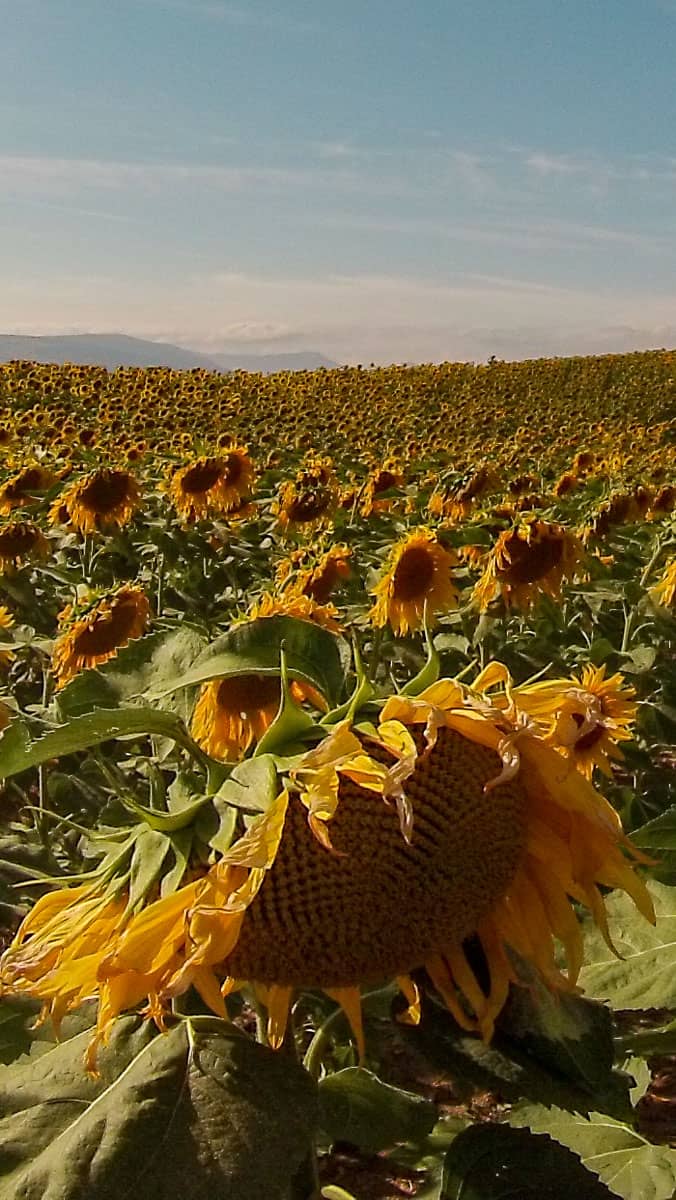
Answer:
[0,520,50,572]
[274,462,337,534]
[52,584,151,688]
[0,667,654,1066]
[168,448,254,520]
[52,469,140,535]
[0,606,15,669]
[506,664,637,779]
[360,462,404,517]
[0,464,55,515]
[473,520,585,611]
[280,544,353,605]
[370,528,458,635]
[651,558,676,608]
[191,673,326,762]
[446,466,499,521]
[246,590,343,633]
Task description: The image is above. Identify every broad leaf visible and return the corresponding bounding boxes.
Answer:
[318,1066,437,1152]
[632,808,676,850]
[579,880,676,1010]
[0,1015,317,1200]
[216,754,280,813]
[511,1103,676,1200]
[440,1122,616,1199]
[56,625,208,719]
[0,707,191,780]
[147,614,350,707]
[383,1000,631,1120]
[502,969,616,1098]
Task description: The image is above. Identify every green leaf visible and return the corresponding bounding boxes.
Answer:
[0,1015,317,1200]
[147,614,350,707]
[318,1067,437,1152]
[0,707,189,780]
[510,1103,676,1200]
[384,1001,630,1120]
[216,754,280,813]
[502,967,616,1099]
[440,1122,616,1199]
[632,808,676,850]
[579,880,676,1010]
[620,644,657,674]
[55,626,209,718]
[127,827,171,910]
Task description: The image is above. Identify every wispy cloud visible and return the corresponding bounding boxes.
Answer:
[139,0,318,34]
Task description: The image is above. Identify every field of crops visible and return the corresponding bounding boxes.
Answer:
[0,348,675,1200]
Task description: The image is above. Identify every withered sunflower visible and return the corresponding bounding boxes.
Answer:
[0,520,49,572]
[473,520,584,611]
[52,584,151,688]
[280,544,353,606]
[498,663,637,780]
[52,469,140,535]
[359,463,404,517]
[246,590,343,633]
[1,668,654,1067]
[370,528,458,635]
[274,463,338,535]
[169,448,254,520]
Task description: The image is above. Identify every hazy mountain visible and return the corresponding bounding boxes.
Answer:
[0,333,336,373]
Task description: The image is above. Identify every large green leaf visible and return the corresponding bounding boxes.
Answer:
[0,1016,317,1200]
[502,968,616,1098]
[56,625,208,719]
[318,1066,437,1152]
[383,1000,631,1120]
[579,880,676,1010]
[440,1122,616,1199]
[632,808,676,850]
[510,1103,676,1200]
[0,707,192,781]
[147,614,350,707]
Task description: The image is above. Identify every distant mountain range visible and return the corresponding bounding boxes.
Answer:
[0,333,337,374]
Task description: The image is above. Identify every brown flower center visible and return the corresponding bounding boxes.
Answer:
[0,524,41,558]
[73,599,142,657]
[180,460,222,495]
[501,534,564,584]
[78,470,133,514]
[216,673,281,718]
[393,545,437,601]
[227,726,527,988]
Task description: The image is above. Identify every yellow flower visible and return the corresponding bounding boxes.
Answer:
[52,584,151,688]
[1,668,654,1066]
[245,590,343,633]
[191,673,326,762]
[0,465,55,515]
[370,528,458,635]
[360,463,404,517]
[274,460,338,534]
[281,544,353,605]
[168,449,254,520]
[0,520,50,572]
[51,469,140,535]
[473,520,585,611]
[0,605,15,669]
[508,665,637,779]
[651,558,676,608]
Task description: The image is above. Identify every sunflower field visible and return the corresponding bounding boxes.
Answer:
[0,348,675,1200]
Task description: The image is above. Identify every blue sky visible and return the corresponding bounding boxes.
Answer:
[2,0,676,363]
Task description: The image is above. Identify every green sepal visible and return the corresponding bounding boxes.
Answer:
[120,791,211,833]
[253,646,319,758]
[400,606,440,696]
[320,636,376,725]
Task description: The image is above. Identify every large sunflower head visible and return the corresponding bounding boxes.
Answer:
[52,583,151,688]
[1,663,654,1064]
[191,672,327,762]
[51,469,140,535]
[0,520,50,572]
[473,519,585,611]
[370,528,458,635]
